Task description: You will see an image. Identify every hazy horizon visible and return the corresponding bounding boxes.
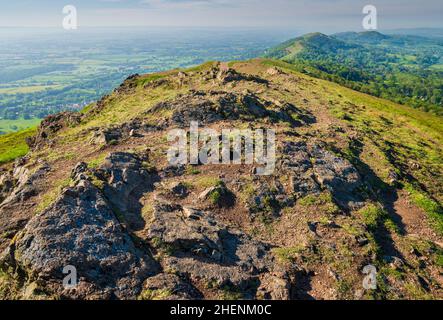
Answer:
[0,0,442,32]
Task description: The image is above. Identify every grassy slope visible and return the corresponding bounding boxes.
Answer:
[0,118,41,134]
[265,34,443,116]
[0,127,36,164]
[262,59,443,234]
[1,59,442,299]
[1,59,441,231]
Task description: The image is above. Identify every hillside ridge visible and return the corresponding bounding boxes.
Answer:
[0,59,442,300]
[265,31,443,115]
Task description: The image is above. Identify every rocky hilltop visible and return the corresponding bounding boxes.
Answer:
[0,60,442,300]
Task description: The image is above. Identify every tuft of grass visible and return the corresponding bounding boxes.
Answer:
[0,127,37,164]
[220,286,244,300]
[298,192,339,214]
[88,153,108,169]
[209,190,222,205]
[183,61,217,73]
[404,283,434,300]
[185,166,201,175]
[35,177,72,214]
[358,204,394,233]
[138,288,172,300]
[135,74,166,87]
[142,202,155,222]
[150,237,175,257]
[273,246,304,264]
[435,251,443,268]
[90,175,105,190]
[192,176,222,189]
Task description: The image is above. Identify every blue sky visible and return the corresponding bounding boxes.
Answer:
[0,0,442,31]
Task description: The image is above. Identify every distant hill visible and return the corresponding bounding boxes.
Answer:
[384,28,443,39]
[266,32,357,60]
[265,31,443,115]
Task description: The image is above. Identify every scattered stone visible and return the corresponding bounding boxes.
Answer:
[0,163,51,208]
[388,170,399,185]
[356,236,369,247]
[327,268,340,281]
[257,274,291,300]
[146,202,283,298]
[198,182,235,208]
[266,67,284,76]
[410,162,421,170]
[384,256,404,270]
[182,207,203,220]
[170,182,190,199]
[161,165,186,178]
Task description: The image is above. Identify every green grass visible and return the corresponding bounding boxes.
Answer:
[358,204,388,232]
[272,246,304,264]
[220,286,244,300]
[404,283,434,300]
[0,118,41,134]
[262,59,442,216]
[298,192,339,214]
[88,153,109,169]
[0,127,37,164]
[0,85,62,94]
[135,74,166,87]
[190,176,222,189]
[138,288,172,300]
[404,183,443,235]
[183,61,217,73]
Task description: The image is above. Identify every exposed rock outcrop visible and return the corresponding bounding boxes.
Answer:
[281,141,364,209]
[149,90,314,128]
[146,201,289,299]
[0,161,50,208]
[0,161,158,300]
[27,112,82,149]
[90,119,163,146]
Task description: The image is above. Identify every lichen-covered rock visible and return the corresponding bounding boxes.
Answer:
[0,162,50,208]
[216,68,269,85]
[309,144,364,209]
[281,141,364,209]
[0,177,158,300]
[0,171,14,204]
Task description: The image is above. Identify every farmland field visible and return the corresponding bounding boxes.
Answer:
[0,27,294,132]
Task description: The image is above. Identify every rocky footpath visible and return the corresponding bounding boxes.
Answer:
[0,151,296,299]
[0,141,364,299]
